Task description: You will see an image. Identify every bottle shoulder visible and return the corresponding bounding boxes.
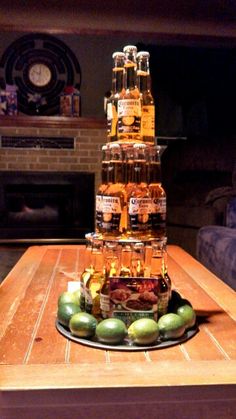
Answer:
[128,183,150,198]
[148,184,166,197]
[119,87,140,100]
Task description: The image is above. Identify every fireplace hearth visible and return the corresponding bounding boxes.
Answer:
[0,171,95,242]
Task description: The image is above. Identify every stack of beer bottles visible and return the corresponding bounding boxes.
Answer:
[80,45,170,326]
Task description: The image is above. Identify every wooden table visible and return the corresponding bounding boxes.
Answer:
[0,245,235,419]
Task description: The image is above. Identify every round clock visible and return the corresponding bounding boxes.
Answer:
[28,63,52,87]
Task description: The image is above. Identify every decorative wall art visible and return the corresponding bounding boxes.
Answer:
[0,33,81,115]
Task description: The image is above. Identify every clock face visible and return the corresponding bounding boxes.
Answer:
[28,63,52,87]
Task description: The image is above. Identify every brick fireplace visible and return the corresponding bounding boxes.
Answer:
[0,121,106,242]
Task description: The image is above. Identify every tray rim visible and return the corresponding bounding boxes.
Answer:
[55,319,199,352]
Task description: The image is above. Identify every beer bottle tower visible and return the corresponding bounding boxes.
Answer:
[82,45,169,324]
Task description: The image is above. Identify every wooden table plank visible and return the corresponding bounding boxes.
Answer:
[28,248,79,364]
[1,361,236,390]
[0,249,59,365]
[0,246,46,339]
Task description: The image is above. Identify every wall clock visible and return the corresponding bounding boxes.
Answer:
[0,33,81,115]
[28,63,52,87]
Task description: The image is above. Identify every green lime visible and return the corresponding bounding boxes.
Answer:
[69,312,97,338]
[96,318,127,345]
[176,304,196,329]
[157,313,186,340]
[58,291,79,307]
[128,318,159,346]
[57,303,81,327]
[72,289,81,306]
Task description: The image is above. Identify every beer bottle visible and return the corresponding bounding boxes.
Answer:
[79,233,94,311]
[85,238,104,317]
[100,242,120,318]
[117,45,142,143]
[150,240,169,317]
[131,242,145,277]
[137,51,155,144]
[107,52,125,142]
[162,236,172,299]
[127,143,152,239]
[119,242,132,277]
[99,143,127,238]
[148,145,166,239]
[95,145,111,233]
[124,144,135,198]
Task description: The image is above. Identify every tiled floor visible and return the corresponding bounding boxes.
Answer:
[0,247,27,283]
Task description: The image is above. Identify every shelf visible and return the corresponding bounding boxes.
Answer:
[0,116,106,130]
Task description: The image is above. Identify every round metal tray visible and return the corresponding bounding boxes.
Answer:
[56,319,199,352]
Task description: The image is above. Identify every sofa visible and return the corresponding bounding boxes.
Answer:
[161,137,236,257]
[196,189,236,291]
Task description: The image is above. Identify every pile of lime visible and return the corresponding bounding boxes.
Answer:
[57,288,197,346]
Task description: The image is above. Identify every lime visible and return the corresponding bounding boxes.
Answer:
[69,312,97,338]
[128,318,159,346]
[176,304,196,329]
[57,303,81,327]
[58,291,79,307]
[157,313,186,340]
[96,318,127,345]
[72,289,81,306]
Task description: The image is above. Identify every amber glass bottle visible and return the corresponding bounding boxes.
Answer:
[100,242,120,318]
[85,239,104,317]
[117,45,142,143]
[131,242,145,277]
[107,52,125,142]
[95,145,110,233]
[147,145,166,239]
[79,234,94,311]
[137,51,155,144]
[127,143,152,239]
[98,143,127,238]
[119,243,132,277]
[150,240,169,317]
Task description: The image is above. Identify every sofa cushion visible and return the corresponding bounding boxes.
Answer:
[226,197,236,228]
[196,225,236,290]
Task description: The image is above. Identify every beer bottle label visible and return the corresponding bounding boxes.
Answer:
[117,99,141,134]
[107,102,113,135]
[151,197,166,214]
[142,105,155,137]
[150,197,166,233]
[100,195,121,232]
[128,197,152,232]
[95,195,103,229]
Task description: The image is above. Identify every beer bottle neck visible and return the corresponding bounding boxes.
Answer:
[109,161,124,183]
[133,161,147,184]
[112,67,124,94]
[148,162,162,184]
[124,63,136,90]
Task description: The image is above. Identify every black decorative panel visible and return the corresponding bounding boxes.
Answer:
[0,34,81,116]
[0,136,75,149]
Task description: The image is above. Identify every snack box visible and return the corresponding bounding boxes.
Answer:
[109,276,158,326]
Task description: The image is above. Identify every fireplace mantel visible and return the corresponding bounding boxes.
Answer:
[0,116,106,130]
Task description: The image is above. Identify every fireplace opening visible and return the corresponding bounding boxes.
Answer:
[0,171,95,242]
